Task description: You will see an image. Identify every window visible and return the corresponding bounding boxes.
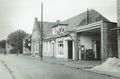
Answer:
[44,42,47,54]
[33,42,35,51]
[58,41,64,55]
[36,43,39,51]
[53,28,57,35]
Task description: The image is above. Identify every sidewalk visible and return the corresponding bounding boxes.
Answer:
[0,60,13,79]
[43,56,102,69]
[27,56,120,78]
[20,55,102,69]
[1,54,119,79]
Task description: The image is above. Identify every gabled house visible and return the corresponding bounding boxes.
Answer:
[31,18,55,57]
[31,9,118,61]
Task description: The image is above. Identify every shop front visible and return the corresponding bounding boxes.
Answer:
[75,21,117,61]
[55,36,74,59]
[77,29,101,60]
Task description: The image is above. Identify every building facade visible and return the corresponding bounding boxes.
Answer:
[31,9,118,61]
[31,18,55,57]
[76,21,117,61]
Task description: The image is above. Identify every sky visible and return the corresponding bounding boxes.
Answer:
[0,0,117,40]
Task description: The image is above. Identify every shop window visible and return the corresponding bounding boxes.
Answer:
[53,28,57,35]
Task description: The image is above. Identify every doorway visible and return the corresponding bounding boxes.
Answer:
[96,41,101,60]
[68,41,73,59]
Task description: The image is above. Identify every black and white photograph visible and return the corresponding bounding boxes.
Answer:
[0,0,119,79]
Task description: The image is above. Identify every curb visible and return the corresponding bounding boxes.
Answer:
[83,69,120,79]
[43,60,120,79]
[0,60,16,79]
[43,59,94,69]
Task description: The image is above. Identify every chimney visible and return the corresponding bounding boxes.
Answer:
[35,17,38,22]
[56,20,60,24]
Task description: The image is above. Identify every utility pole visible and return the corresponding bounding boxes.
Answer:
[39,2,43,60]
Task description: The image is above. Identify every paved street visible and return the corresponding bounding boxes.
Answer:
[0,54,118,79]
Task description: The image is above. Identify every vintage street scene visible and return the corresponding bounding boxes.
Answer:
[0,0,120,79]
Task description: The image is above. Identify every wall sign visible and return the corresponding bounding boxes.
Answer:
[57,26,65,35]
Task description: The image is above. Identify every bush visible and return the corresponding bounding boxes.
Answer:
[9,48,18,54]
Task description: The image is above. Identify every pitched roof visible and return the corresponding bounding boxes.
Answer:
[34,9,109,40]
[61,9,109,31]
[38,22,56,39]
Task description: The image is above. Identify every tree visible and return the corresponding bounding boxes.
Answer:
[7,30,28,54]
[24,35,31,50]
[0,40,6,53]
[0,40,6,48]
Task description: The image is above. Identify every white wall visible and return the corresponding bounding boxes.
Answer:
[43,41,55,57]
[43,36,74,59]
[55,37,73,59]
[78,32,100,60]
[78,32,100,49]
[31,30,40,56]
[79,33,93,49]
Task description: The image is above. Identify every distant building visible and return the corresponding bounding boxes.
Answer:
[6,43,14,54]
[31,9,118,61]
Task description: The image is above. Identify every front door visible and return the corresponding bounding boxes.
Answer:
[68,41,73,59]
[96,41,101,60]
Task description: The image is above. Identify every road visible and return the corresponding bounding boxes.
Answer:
[0,54,118,79]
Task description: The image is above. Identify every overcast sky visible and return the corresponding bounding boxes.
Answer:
[0,0,117,40]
